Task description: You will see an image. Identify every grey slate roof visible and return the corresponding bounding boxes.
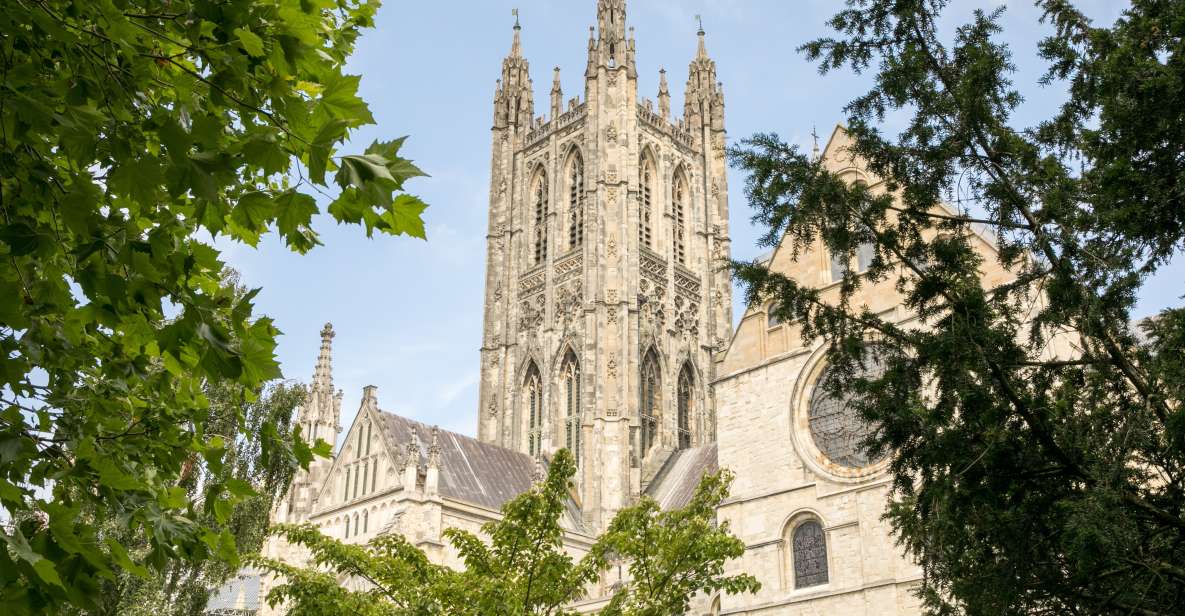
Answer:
[376,412,538,512]
[644,444,719,510]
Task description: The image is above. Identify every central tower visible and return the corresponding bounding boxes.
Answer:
[478,0,732,532]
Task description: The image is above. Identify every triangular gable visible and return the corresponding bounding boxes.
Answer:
[717,125,1006,377]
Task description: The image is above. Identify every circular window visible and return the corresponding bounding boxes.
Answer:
[807,359,886,469]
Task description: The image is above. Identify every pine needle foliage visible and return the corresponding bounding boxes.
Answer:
[729,1,1185,614]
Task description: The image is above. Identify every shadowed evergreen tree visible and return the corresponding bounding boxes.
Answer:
[729,1,1184,614]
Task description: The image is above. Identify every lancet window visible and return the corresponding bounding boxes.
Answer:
[673,172,687,265]
[568,154,585,249]
[562,351,582,464]
[525,362,543,456]
[677,364,693,450]
[639,349,661,456]
[533,172,549,264]
[639,154,655,249]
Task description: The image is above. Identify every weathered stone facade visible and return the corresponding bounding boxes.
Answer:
[477,0,733,534]
[257,5,957,616]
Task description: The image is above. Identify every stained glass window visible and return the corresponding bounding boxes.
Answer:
[525,363,543,456]
[563,352,582,464]
[677,364,693,450]
[793,520,828,588]
[640,350,660,456]
[808,357,887,468]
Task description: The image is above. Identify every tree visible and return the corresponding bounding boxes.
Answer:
[729,1,1184,614]
[254,449,760,615]
[69,378,307,616]
[0,1,426,613]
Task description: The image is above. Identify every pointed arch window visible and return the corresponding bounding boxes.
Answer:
[792,520,829,588]
[361,461,369,496]
[343,468,350,501]
[371,458,378,493]
[639,154,655,249]
[365,422,373,456]
[562,351,582,464]
[533,172,549,264]
[673,172,687,265]
[363,510,369,534]
[677,364,694,450]
[525,362,544,457]
[344,516,350,539]
[568,154,585,249]
[640,349,661,456]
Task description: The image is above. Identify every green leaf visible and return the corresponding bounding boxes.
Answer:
[235,27,266,57]
[0,222,41,256]
[382,194,429,239]
[318,74,374,126]
[226,478,258,498]
[106,538,150,579]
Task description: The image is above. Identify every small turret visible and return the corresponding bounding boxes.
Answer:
[494,11,534,130]
[425,426,442,496]
[551,67,563,120]
[658,68,671,119]
[402,428,421,492]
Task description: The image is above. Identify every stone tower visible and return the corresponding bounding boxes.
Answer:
[477,0,732,532]
[279,323,343,522]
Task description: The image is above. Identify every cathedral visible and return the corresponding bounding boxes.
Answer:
[258,1,944,614]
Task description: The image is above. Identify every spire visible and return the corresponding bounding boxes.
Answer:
[696,14,709,59]
[551,66,563,119]
[811,126,822,162]
[312,323,334,394]
[510,8,522,57]
[495,9,534,129]
[593,0,634,73]
[658,68,671,119]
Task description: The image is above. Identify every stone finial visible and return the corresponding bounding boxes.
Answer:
[550,67,563,119]
[658,68,671,119]
[510,9,523,58]
[402,427,421,492]
[425,426,442,496]
[532,457,546,482]
[312,323,335,394]
[426,426,442,468]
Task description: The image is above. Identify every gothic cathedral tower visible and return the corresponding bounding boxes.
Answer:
[478,0,732,532]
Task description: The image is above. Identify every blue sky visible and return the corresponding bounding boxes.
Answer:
[222,0,1181,441]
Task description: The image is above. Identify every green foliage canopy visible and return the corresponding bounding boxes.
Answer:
[729,1,1184,614]
[255,449,760,615]
[0,0,426,612]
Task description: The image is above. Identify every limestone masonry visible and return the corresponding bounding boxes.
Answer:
[258,2,946,614]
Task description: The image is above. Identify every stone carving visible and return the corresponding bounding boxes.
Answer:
[519,295,546,330]
[674,269,701,301]
[673,294,699,338]
[519,268,546,298]
[638,278,667,332]
[607,306,619,325]
[554,282,584,330]
[640,251,667,286]
[493,284,504,303]
[487,400,498,417]
[607,235,618,258]
[607,359,618,379]
[554,254,583,285]
[606,121,618,144]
